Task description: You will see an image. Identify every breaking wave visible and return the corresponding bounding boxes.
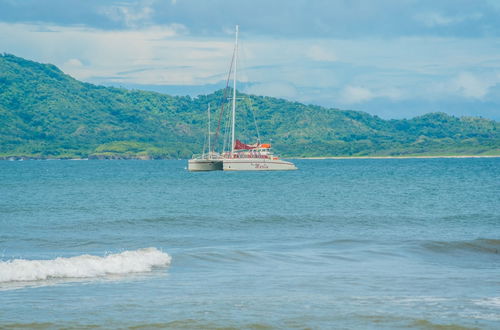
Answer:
[0,248,171,283]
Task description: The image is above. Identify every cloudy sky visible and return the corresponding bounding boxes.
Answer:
[1,0,500,119]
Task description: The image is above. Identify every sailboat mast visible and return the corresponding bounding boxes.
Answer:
[207,104,211,155]
[231,25,238,157]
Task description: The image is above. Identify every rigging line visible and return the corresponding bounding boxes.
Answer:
[221,99,229,152]
[249,98,261,144]
[201,128,207,157]
[222,103,231,153]
[224,99,232,153]
[222,102,227,152]
[212,45,236,153]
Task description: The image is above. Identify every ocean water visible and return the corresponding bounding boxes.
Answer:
[0,159,499,329]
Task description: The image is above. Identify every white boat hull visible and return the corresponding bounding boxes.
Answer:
[188,159,223,171]
[223,158,297,171]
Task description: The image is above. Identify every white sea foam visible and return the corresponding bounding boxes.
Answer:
[473,297,500,308]
[0,248,171,283]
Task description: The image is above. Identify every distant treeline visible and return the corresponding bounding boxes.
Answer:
[1,53,499,159]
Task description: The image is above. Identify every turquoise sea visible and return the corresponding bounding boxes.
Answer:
[0,159,499,329]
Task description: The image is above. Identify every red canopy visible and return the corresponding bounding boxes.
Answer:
[234,139,255,150]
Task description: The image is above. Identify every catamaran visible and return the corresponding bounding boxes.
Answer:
[188,25,297,172]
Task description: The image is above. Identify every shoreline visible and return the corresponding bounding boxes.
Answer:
[294,155,500,160]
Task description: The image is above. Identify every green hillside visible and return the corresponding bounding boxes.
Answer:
[1,53,499,159]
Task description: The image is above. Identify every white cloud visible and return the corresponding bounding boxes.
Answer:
[2,22,497,92]
[415,12,456,27]
[61,58,86,78]
[340,86,374,104]
[414,12,483,27]
[453,73,490,99]
[306,45,337,62]
[64,58,83,67]
[98,0,157,28]
[427,72,500,101]
[379,87,405,101]
[0,22,210,84]
[341,84,404,103]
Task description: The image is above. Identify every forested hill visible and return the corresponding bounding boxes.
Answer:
[1,53,499,159]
